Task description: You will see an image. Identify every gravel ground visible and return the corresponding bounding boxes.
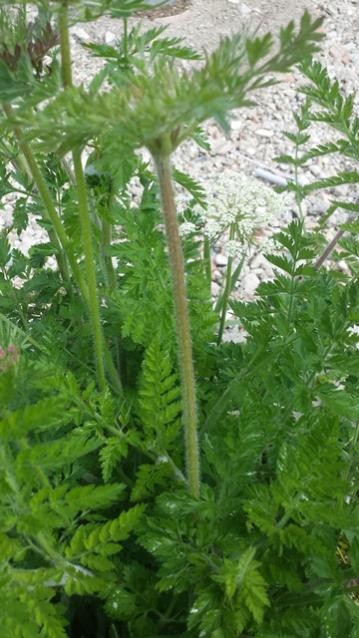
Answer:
[2,0,359,338]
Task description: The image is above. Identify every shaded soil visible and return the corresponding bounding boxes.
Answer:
[136,0,192,19]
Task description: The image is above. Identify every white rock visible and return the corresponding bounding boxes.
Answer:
[105,31,117,44]
[255,128,274,138]
[246,147,257,156]
[242,272,260,294]
[216,254,228,267]
[240,3,251,15]
[71,26,91,43]
[231,119,242,131]
[213,140,232,155]
[310,164,321,177]
[211,282,221,296]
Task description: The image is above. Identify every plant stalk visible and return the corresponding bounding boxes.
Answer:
[315,228,345,269]
[101,218,117,290]
[154,153,200,498]
[58,0,120,393]
[203,234,212,295]
[123,16,129,63]
[58,1,73,88]
[217,222,236,345]
[3,103,85,296]
[72,149,107,391]
[99,193,117,292]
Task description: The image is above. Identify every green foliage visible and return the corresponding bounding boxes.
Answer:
[137,338,182,449]
[0,2,358,638]
[8,11,323,156]
[0,361,146,637]
[277,59,359,238]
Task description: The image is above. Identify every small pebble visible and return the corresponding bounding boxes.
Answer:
[216,254,228,267]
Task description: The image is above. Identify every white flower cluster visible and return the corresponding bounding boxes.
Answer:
[178,170,286,260]
[179,221,197,237]
[204,170,285,238]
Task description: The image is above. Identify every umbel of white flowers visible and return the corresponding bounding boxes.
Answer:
[180,170,286,257]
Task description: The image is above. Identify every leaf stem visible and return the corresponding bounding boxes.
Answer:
[203,234,212,295]
[58,0,120,393]
[154,152,200,498]
[100,195,117,291]
[72,149,107,391]
[294,141,304,220]
[217,222,236,344]
[2,103,85,296]
[315,228,345,269]
[58,1,73,88]
[123,17,129,63]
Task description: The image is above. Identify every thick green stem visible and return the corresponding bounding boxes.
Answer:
[217,223,235,345]
[97,197,122,390]
[58,1,117,392]
[58,1,73,88]
[72,148,107,391]
[3,104,85,296]
[154,153,200,498]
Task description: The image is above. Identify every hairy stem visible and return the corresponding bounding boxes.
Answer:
[217,222,236,344]
[154,153,200,498]
[3,104,85,296]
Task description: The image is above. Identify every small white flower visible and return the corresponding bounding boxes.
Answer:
[179,221,197,236]
[204,219,223,238]
[224,239,246,259]
[260,235,280,254]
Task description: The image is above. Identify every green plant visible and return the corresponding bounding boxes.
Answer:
[276,58,359,263]
[1,2,358,637]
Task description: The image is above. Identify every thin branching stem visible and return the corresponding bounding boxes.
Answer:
[99,193,117,291]
[294,142,305,220]
[123,17,129,63]
[3,103,85,296]
[315,228,345,269]
[154,152,200,498]
[217,222,236,345]
[203,235,212,295]
[101,218,117,290]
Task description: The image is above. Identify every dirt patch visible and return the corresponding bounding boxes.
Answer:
[136,0,192,19]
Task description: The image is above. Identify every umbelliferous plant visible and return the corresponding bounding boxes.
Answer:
[0,2,358,637]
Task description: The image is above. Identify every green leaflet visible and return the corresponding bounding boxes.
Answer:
[137,338,182,447]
